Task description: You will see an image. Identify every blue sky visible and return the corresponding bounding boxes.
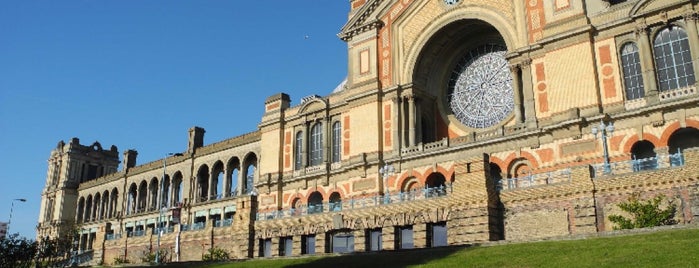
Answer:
[0,1,349,239]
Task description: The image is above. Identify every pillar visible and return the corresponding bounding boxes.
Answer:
[520,59,537,127]
[510,64,524,124]
[408,95,416,147]
[683,12,699,84]
[635,23,659,103]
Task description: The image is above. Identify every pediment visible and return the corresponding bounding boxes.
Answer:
[339,0,390,40]
[299,97,328,114]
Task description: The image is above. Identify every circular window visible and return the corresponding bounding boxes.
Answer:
[447,44,514,129]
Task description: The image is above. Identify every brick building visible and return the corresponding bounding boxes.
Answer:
[37,0,699,265]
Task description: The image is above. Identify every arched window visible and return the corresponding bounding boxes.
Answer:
[138,181,148,213]
[620,42,644,100]
[631,140,657,171]
[76,197,85,222]
[329,192,342,212]
[308,192,323,214]
[332,122,341,163]
[295,131,304,170]
[148,178,158,211]
[197,165,210,202]
[171,172,183,207]
[227,157,240,197]
[310,122,323,166]
[653,26,695,91]
[243,153,257,194]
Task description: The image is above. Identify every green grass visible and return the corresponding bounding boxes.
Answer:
[199,228,699,268]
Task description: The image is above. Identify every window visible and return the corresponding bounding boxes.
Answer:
[309,122,323,166]
[428,222,448,247]
[302,234,316,255]
[620,42,645,100]
[396,226,413,249]
[653,26,695,91]
[295,131,303,170]
[280,237,293,256]
[331,232,354,253]
[332,121,341,163]
[308,192,323,214]
[367,228,382,251]
[259,238,271,257]
[329,192,342,212]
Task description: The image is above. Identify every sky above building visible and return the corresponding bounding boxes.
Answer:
[0,1,349,239]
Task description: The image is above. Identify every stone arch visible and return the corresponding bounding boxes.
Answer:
[403,7,518,84]
[110,187,119,218]
[425,173,446,188]
[211,160,225,200]
[400,176,420,192]
[84,195,93,222]
[307,191,324,214]
[507,158,533,178]
[148,177,158,211]
[137,180,148,213]
[171,171,183,207]
[409,17,517,134]
[622,133,661,153]
[329,192,342,212]
[395,169,425,191]
[659,120,699,147]
[127,183,137,215]
[667,127,699,154]
[242,152,258,194]
[196,164,210,202]
[93,192,101,221]
[226,156,241,196]
[76,196,85,222]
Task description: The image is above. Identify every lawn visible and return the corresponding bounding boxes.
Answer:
[198,227,699,268]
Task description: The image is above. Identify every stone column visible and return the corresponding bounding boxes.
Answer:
[510,64,524,124]
[393,96,401,152]
[683,12,699,84]
[413,224,427,248]
[520,59,537,127]
[382,227,395,250]
[415,98,422,144]
[636,23,659,103]
[408,95,416,147]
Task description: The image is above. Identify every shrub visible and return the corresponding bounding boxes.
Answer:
[608,193,677,230]
[202,247,230,261]
[140,249,168,264]
[113,256,129,264]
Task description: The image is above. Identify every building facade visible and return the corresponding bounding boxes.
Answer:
[37,0,699,265]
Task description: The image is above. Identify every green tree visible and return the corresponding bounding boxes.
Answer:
[0,234,38,268]
[608,194,677,230]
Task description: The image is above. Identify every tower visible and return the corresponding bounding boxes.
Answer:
[36,138,120,241]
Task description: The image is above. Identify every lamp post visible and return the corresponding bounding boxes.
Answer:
[7,198,26,236]
[592,119,614,174]
[378,163,395,195]
[157,153,182,264]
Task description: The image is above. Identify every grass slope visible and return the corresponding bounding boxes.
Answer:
[203,228,699,268]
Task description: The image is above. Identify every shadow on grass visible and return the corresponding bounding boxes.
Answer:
[284,245,473,268]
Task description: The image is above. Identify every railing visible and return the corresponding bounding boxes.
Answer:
[191,222,206,231]
[592,151,684,178]
[132,230,145,237]
[257,184,453,221]
[55,250,93,267]
[497,169,572,191]
[222,218,233,227]
[105,233,122,241]
[180,224,190,231]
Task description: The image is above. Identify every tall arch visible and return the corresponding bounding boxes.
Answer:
[110,187,119,218]
[197,165,210,202]
[226,157,241,197]
[171,171,183,206]
[308,191,323,214]
[148,177,158,211]
[211,161,224,200]
[668,127,699,154]
[243,153,258,194]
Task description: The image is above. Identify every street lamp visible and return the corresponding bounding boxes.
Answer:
[378,163,395,195]
[7,198,26,235]
[157,152,182,264]
[592,119,614,174]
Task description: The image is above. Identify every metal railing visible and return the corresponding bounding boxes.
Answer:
[105,233,122,241]
[592,151,684,178]
[257,184,453,221]
[497,169,572,191]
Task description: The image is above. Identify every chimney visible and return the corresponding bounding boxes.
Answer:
[188,126,205,154]
[123,150,138,171]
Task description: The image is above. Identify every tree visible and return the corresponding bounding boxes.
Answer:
[608,194,677,230]
[0,234,38,268]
